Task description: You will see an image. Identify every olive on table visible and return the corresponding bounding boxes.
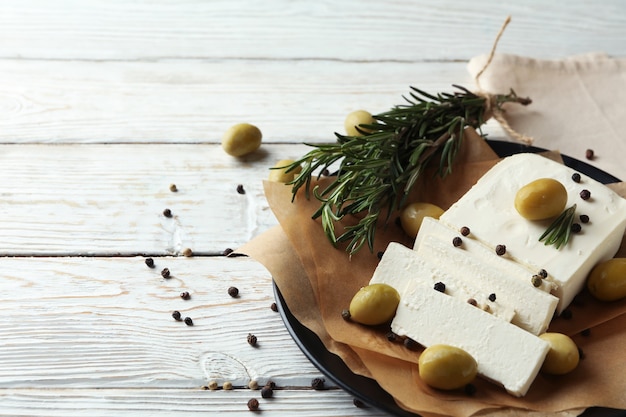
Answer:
[587,258,626,301]
[268,159,302,183]
[539,332,579,375]
[400,202,445,238]
[344,110,375,137]
[418,345,478,390]
[348,283,400,326]
[221,123,262,157]
[514,178,568,220]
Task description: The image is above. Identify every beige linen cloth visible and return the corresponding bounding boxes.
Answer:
[468,52,626,181]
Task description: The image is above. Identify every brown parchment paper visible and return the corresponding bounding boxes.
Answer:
[238,129,626,417]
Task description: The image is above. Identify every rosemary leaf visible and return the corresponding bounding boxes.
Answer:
[539,204,577,249]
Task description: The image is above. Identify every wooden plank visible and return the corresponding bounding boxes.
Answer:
[0,59,509,143]
[1,0,625,61]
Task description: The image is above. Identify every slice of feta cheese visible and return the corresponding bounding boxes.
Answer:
[370,243,515,323]
[440,153,626,313]
[393,279,550,397]
[414,217,559,334]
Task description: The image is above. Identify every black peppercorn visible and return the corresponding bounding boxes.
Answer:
[531,275,543,288]
[488,293,496,302]
[495,244,506,256]
[265,381,276,389]
[580,189,591,200]
[433,282,446,293]
[580,214,590,223]
[236,184,246,195]
[247,398,259,411]
[341,309,351,320]
[585,149,594,160]
[145,257,155,268]
[386,331,398,342]
[260,385,273,398]
[377,251,384,260]
[270,302,278,312]
[311,377,325,390]
[172,310,182,321]
[460,226,470,236]
[169,183,178,192]
[538,269,548,278]
[184,317,193,326]
[403,338,419,350]
[467,298,477,306]
[228,286,239,298]
[161,268,171,279]
[464,383,477,396]
[163,208,172,218]
[571,172,581,183]
[452,236,463,247]
[247,333,258,347]
[571,223,582,233]
[180,291,190,300]
[223,248,234,256]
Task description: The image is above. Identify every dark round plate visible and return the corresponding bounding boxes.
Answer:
[273,140,626,417]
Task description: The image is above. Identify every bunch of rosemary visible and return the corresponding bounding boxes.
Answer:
[282,85,531,255]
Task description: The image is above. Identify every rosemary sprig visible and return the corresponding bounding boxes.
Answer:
[282,85,531,255]
[539,204,577,249]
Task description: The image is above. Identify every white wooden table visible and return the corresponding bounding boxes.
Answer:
[1,1,625,416]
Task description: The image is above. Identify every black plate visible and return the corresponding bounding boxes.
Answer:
[273,140,626,417]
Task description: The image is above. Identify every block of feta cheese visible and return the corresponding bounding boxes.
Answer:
[414,217,559,334]
[439,153,626,313]
[370,243,516,323]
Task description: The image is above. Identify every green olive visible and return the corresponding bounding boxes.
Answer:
[348,283,400,325]
[400,202,445,238]
[539,332,579,375]
[344,110,375,137]
[514,178,567,220]
[268,159,302,183]
[418,345,478,390]
[587,258,626,301]
[221,123,262,157]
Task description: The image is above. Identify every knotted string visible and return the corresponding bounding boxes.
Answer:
[475,16,534,145]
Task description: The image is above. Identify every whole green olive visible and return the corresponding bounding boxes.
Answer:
[539,332,579,375]
[400,202,445,238]
[344,110,375,137]
[587,258,626,301]
[418,345,478,390]
[221,123,262,157]
[268,159,302,183]
[514,178,567,220]
[348,283,400,326]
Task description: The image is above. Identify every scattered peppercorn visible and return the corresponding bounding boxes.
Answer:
[180,291,190,300]
[386,331,398,342]
[377,251,384,260]
[208,380,218,390]
[172,310,182,321]
[433,282,446,293]
[460,226,470,236]
[571,223,582,233]
[223,381,233,390]
[488,293,496,302]
[580,189,591,200]
[341,309,351,320]
[228,286,239,298]
[236,184,246,195]
[223,248,234,256]
[247,333,258,347]
[321,168,330,176]
[270,302,278,312]
[452,236,463,247]
[467,298,478,306]
[169,183,178,192]
[182,248,193,257]
[464,383,477,396]
[163,208,172,218]
[161,268,171,279]
[353,398,368,408]
[531,275,543,288]
[571,172,581,183]
[538,269,548,278]
[184,317,194,326]
[580,214,590,223]
[560,309,573,320]
[145,257,155,268]
[247,398,260,411]
[495,244,506,256]
[585,149,594,160]
[403,338,419,350]
[311,377,325,390]
[265,381,276,389]
[261,385,274,398]
[248,380,259,390]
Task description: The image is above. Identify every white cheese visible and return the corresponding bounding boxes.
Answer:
[440,153,626,313]
[414,217,559,334]
[370,243,515,323]
[392,282,550,397]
